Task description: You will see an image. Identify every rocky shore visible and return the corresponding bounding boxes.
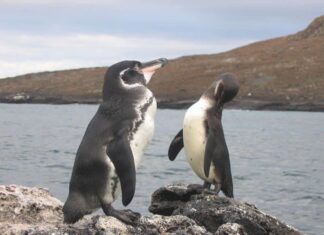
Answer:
[0,184,302,235]
[1,95,323,112]
[157,98,324,112]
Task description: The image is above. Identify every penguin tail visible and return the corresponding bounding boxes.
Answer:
[63,202,82,223]
[63,194,87,223]
[221,176,234,198]
[221,185,234,198]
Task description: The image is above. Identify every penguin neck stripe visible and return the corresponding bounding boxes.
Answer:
[129,96,154,141]
[119,68,130,78]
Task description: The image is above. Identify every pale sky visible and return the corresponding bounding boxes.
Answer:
[0,0,323,78]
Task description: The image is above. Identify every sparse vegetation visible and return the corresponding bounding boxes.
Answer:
[0,16,323,111]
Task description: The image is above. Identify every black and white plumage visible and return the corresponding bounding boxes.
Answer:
[63,58,167,224]
[168,73,239,198]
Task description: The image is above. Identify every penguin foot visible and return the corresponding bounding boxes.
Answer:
[111,209,141,225]
[102,204,141,225]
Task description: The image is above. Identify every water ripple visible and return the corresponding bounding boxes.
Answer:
[283,170,307,177]
[45,164,71,170]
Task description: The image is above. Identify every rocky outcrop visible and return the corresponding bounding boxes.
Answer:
[149,184,302,235]
[0,184,302,235]
[293,15,324,39]
[0,185,209,234]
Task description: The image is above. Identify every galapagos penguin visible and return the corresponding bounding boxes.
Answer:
[63,58,168,224]
[168,73,239,197]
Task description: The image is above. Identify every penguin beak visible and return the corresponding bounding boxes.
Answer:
[138,58,168,84]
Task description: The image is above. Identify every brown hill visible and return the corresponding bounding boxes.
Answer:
[1,16,324,111]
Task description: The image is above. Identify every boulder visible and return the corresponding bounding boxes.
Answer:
[0,185,209,234]
[0,184,302,234]
[149,183,302,235]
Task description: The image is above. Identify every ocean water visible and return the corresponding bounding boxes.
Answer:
[0,103,323,234]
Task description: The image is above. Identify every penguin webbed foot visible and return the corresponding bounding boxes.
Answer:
[113,209,141,225]
[102,204,141,225]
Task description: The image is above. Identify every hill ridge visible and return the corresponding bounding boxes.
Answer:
[293,15,324,39]
[0,15,323,111]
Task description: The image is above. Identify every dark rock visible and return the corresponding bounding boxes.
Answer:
[149,183,302,235]
[149,183,208,215]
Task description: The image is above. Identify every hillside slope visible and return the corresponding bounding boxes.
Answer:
[1,16,323,111]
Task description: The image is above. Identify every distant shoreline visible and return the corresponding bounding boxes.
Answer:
[1,16,324,114]
[1,97,323,112]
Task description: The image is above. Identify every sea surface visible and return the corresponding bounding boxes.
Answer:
[0,103,323,234]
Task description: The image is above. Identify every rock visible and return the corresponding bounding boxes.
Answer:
[4,93,31,103]
[138,215,211,235]
[0,184,302,234]
[215,223,247,235]
[149,183,302,235]
[0,184,209,235]
[149,183,208,215]
[0,185,62,224]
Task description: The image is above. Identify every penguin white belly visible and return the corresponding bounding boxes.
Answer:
[103,158,121,204]
[104,96,157,204]
[183,98,219,183]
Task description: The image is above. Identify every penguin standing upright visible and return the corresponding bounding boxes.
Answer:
[168,73,239,197]
[63,58,168,224]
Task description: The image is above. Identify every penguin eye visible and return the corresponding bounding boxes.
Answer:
[120,69,145,86]
[121,69,136,78]
[126,69,138,77]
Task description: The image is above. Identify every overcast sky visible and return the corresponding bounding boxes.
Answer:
[0,0,323,78]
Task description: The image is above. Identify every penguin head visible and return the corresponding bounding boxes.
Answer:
[204,73,239,105]
[103,58,168,94]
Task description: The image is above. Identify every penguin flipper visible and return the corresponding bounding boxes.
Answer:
[168,129,184,161]
[203,121,233,198]
[204,129,233,197]
[214,143,233,198]
[203,129,217,178]
[106,135,136,206]
[216,141,233,198]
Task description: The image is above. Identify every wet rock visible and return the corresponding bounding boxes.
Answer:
[149,183,302,235]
